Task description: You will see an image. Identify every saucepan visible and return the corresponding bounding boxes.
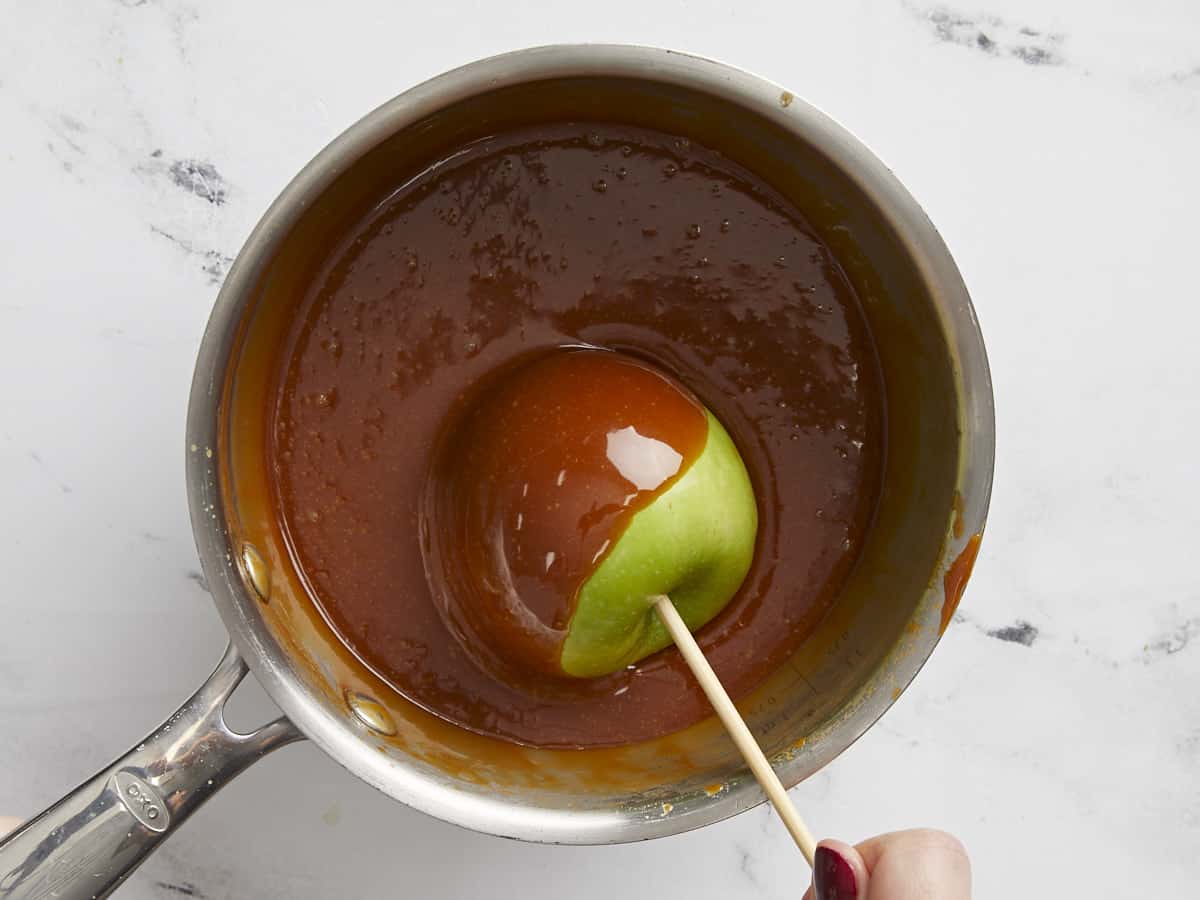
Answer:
[0,44,994,899]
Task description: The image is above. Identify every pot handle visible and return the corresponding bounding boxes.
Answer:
[0,643,303,899]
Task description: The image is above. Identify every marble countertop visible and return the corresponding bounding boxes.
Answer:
[2,1,1197,896]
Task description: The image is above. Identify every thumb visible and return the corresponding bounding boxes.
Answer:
[802,839,869,900]
[804,830,971,900]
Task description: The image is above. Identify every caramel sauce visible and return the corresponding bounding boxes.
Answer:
[269,123,886,748]
[940,533,982,635]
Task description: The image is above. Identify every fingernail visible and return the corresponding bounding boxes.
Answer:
[814,845,858,900]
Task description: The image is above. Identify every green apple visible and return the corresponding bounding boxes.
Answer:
[559,409,758,677]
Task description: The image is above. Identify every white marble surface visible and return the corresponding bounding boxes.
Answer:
[2,1,1198,897]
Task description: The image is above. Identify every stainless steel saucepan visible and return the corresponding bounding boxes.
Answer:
[0,45,994,899]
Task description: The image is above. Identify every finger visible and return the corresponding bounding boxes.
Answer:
[0,816,23,838]
[810,839,869,900]
[856,829,971,900]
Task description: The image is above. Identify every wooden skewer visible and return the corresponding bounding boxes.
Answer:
[652,594,817,866]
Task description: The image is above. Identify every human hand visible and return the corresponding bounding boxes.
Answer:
[802,829,971,900]
[0,817,22,839]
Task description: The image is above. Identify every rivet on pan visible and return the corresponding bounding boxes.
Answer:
[346,691,397,736]
[241,543,271,603]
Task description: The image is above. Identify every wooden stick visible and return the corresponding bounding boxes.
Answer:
[652,594,817,866]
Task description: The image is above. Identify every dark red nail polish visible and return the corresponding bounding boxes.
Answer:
[814,845,858,900]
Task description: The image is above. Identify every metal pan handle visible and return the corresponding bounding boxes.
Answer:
[0,643,303,899]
